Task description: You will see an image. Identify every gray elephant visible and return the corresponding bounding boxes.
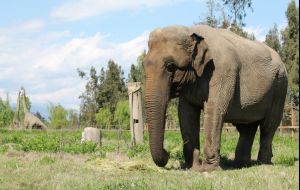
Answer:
[143,25,288,171]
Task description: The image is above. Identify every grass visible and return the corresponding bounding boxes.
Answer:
[0,129,298,190]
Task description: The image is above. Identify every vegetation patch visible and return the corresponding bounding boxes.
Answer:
[39,155,56,165]
[0,131,298,190]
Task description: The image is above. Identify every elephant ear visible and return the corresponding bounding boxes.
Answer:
[190,33,212,77]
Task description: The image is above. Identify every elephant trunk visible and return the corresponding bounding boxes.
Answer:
[145,82,170,167]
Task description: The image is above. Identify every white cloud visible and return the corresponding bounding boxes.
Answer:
[0,19,45,34]
[18,20,45,32]
[32,31,148,73]
[0,24,148,112]
[30,85,84,110]
[39,31,71,43]
[244,25,266,42]
[51,0,182,21]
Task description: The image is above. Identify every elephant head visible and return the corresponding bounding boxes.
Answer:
[143,26,212,167]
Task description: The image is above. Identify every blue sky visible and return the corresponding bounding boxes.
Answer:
[0,0,297,116]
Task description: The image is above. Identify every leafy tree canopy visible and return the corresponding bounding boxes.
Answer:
[48,102,68,129]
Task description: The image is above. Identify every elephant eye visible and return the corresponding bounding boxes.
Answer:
[165,62,176,73]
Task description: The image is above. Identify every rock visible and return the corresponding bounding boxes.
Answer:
[81,127,101,144]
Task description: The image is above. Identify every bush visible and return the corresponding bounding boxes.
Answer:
[95,107,113,128]
[274,155,296,166]
[48,103,68,128]
[0,129,98,154]
[114,100,130,129]
[63,141,97,153]
[127,144,149,158]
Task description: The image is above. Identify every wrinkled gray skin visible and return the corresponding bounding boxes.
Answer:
[143,25,288,171]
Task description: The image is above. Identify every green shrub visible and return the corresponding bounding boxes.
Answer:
[169,145,183,161]
[274,155,295,166]
[21,135,60,152]
[0,129,100,154]
[67,141,97,153]
[127,144,149,158]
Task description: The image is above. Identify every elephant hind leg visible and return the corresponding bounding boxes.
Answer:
[258,79,287,164]
[257,115,282,164]
[234,122,259,168]
[257,125,276,164]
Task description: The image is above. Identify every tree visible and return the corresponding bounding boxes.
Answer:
[95,107,112,128]
[48,103,68,129]
[195,0,255,40]
[78,59,127,126]
[281,0,299,106]
[78,66,99,125]
[0,96,14,128]
[206,0,219,27]
[265,24,281,53]
[128,51,146,83]
[128,51,147,121]
[222,0,253,27]
[195,0,219,28]
[220,8,231,28]
[68,109,79,128]
[114,100,130,129]
[97,60,127,113]
[220,0,256,39]
[229,23,256,40]
[128,64,139,83]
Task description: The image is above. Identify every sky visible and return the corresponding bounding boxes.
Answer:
[0,0,297,117]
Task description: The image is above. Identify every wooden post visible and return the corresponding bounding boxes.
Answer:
[291,104,295,138]
[279,120,282,134]
[128,82,144,145]
[117,125,120,153]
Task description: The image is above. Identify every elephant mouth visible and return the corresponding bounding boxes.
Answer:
[170,83,183,98]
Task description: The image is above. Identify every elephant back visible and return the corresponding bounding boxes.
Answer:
[190,25,271,68]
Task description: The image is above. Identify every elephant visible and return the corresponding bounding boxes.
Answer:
[143,25,288,172]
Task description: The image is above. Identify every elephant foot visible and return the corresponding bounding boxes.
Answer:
[257,159,273,165]
[234,159,252,168]
[190,165,201,171]
[180,162,192,170]
[257,154,273,165]
[181,161,201,171]
[190,162,201,171]
[199,164,222,172]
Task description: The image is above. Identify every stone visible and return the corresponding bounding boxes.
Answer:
[81,127,101,144]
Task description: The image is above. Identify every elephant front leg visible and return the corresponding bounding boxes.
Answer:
[178,97,201,170]
[200,72,236,172]
[201,100,224,172]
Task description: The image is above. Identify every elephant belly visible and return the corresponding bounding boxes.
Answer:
[225,93,271,124]
[224,58,277,124]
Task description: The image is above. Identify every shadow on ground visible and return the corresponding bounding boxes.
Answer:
[176,156,299,171]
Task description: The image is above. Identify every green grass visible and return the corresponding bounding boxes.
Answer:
[0,129,298,190]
